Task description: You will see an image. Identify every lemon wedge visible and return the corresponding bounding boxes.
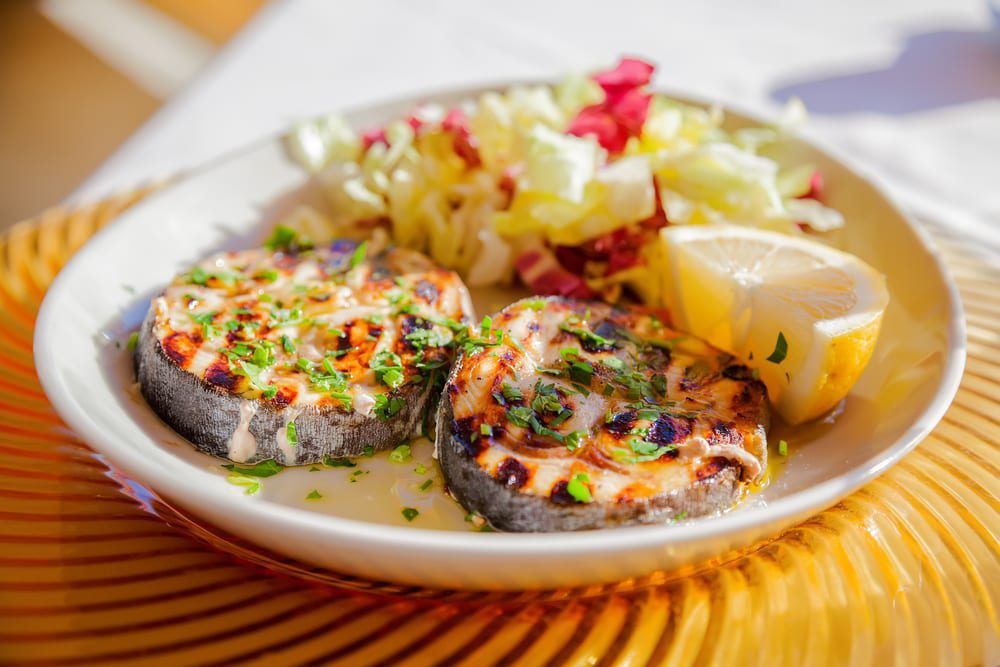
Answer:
[656,225,889,424]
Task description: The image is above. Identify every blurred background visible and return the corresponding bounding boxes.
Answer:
[2,0,995,240]
[0,0,265,228]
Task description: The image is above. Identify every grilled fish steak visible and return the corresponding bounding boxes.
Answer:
[437,297,769,532]
[136,241,473,464]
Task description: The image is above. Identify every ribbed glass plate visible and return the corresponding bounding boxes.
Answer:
[0,193,996,666]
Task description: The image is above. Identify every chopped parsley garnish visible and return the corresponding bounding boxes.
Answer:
[126,331,139,351]
[305,489,323,500]
[419,479,433,491]
[566,473,593,503]
[265,225,312,252]
[404,326,450,349]
[252,341,275,367]
[767,332,788,364]
[778,439,789,456]
[523,298,546,311]
[286,422,298,446]
[190,311,219,338]
[501,382,523,402]
[559,347,595,385]
[271,306,304,327]
[505,384,582,449]
[479,423,493,437]
[349,241,368,269]
[388,443,411,463]
[456,316,504,355]
[323,455,357,467]
[531,382,564,414]
[614,439,676,464]
[560,318,617,350]
[564,430,586,451]
[295,358,351,408]
[223,460,283,477]
[559,347,580,360]
[189,267,239,287]
[371,350,405,389]
[673,511,689,522]
[373,394,405,421]
[401,507,419,522]
[255,269,279,282]
[237,360,276,398]
[225,474,261,495]
[568,360,594,386]
[414,463,428,474]
[363,445,375,457]
[602,357,625,371]
[608,366,668,403]
[189,266,209,285]
[506,406,532,428]
[280,335,296,354]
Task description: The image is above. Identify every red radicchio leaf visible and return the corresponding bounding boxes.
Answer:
[593,57,655,93]
[639,187,669,229]
[516,249,595,298]
[405,114,424,132]
[609,88,652,135]
[499,164,523,201]
[567,105,631,153]
[441,107,481,168]
[553,225,654,279]
[554,245,588,274]
[361,127,387,150]
[798,169,824,201]
[567,57,656,153]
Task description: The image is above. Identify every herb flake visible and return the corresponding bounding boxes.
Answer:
[767,332,788,364]
[566,473,593,503]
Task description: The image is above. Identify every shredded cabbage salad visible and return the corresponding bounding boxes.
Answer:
[284,57,841,301]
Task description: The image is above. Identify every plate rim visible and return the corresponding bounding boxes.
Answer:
[34,82,967,560]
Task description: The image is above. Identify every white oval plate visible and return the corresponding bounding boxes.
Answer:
[35,85,965,590]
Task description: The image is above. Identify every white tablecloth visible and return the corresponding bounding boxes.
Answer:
[71,0,1000,243]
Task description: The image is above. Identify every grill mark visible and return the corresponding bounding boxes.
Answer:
[550,480,576,505]
[648,415,692,445]
[605,410,637,437]
[495,457,530,489]
[160,332,200,369]
[414,279,439,304]
[710,421,744,446]
[204,357,241,391]
[722,364,754,381]
[270,385,297,407]
[399,316,431,352]
[452,417,480,456]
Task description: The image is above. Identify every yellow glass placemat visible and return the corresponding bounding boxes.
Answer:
[0,192,997,666]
